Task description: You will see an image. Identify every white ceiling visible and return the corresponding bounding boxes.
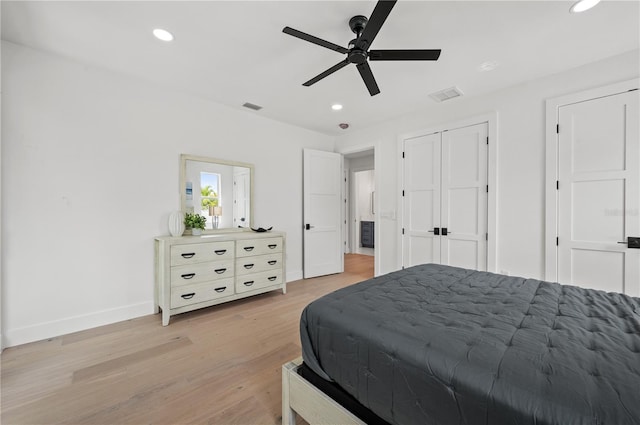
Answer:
[2,1,639,136]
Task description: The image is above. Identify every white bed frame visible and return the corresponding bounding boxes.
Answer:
[281,358,366,425]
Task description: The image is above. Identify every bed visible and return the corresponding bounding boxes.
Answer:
[282,263,640,425]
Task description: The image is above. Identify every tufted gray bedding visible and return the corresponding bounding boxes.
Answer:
[300,263,640,425]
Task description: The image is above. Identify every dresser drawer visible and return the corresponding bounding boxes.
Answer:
[171,279,234,308]
[170,259,234,286]
[170,241,234,266]
[235,270,283,294]
[236,237,283,257]
[235,253,283,276]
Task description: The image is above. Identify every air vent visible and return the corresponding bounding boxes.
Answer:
[429,86,464,103]
[242,102,263,111]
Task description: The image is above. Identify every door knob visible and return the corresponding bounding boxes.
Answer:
[305,223,315,230]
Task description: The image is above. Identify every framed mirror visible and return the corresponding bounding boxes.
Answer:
[180,154,254,231]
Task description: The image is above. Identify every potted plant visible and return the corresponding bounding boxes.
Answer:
[184,212,207,236]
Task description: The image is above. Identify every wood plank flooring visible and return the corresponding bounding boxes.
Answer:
[1,254,374,425]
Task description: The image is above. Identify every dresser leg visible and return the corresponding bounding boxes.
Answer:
[281,285,287,295]
[162,312,170,326]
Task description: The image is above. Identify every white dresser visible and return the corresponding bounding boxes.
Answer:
[155,231,286,325]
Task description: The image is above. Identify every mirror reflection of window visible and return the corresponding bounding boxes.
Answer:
[201,172,220,227]
[182,156,253,230]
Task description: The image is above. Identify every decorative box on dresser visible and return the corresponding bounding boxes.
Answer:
[155,231,286,325]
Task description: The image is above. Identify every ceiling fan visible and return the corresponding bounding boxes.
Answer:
[282,0,441,96]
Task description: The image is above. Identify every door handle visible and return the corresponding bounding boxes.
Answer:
[619,237,640,248]
[427,227,440,235]
[305,224,315,230]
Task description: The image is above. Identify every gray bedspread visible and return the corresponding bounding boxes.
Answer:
[300,264,640,425]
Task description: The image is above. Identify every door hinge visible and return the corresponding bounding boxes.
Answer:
[486,233,488,241]
[556,237,559,246]
[486,136,489,145]
[629,88,639,92]
[402,190,405,197]
[486,185,489,193]
[556,180,559,190]
[556,124,559,134]
[402,228,405,235]
[402,151,405,158]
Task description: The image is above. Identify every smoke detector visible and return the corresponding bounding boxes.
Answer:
[429,86,464,103]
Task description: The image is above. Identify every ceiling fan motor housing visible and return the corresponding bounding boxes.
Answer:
[348,48,368,64]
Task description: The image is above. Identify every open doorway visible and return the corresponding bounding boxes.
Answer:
[343,149,375,279]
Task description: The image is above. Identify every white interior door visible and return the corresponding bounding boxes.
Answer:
[303,149,344,278]
[441,124,488,270]
[403,133,441,267]
[233,169,250,228]
[402,123,487,270]
[557,91,639,296]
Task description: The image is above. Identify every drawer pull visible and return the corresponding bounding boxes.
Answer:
[267,260,277,265]
[181,253,196,259]
[268,276,277,281]
[243,281,254,287]
[181,293,195,299]
[214,249,227,255]
[214,287,226,293]
[214,268,227,274]
[180,273,196,280]
[244,246,254,252]
[268,244,277,249]
[244,264,254,269]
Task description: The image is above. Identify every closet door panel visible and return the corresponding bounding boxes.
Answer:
[402,133,441,267]
[441,123,488,271]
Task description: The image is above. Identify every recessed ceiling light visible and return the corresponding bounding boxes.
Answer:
[339,123,349,129]
[153,28,174,42]
[570,0,601,13]
[478,61,499,72]
[331,104,343,111]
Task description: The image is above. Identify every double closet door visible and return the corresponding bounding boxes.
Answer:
[402,123,488,270]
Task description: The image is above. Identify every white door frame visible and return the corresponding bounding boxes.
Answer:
[337,143,380,276]
[397,112,498,272]
[544,78,639,281]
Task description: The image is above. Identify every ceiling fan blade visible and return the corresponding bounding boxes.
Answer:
[303,59,350,86]
[356,62,380,96]
[283,27,349,54]
[369,49,441,61]
[356,0,397,50]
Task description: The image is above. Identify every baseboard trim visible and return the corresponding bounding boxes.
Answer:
[3,301,154,348]
[286,270,303,283]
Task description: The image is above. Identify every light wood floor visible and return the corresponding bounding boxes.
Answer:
[1,254,374,425]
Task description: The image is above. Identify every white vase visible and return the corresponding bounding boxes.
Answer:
[168,211,185,237]
[191,228,203,236]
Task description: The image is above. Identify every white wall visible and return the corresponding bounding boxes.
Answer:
[1,41,335,347]
[335,49,640,279]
